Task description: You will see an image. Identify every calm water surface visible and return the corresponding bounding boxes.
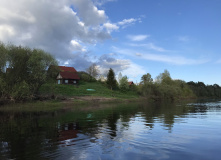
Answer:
[0,100,221,160]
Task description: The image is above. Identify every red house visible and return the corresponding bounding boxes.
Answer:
[56,66,80,85]
[128,81,134,86]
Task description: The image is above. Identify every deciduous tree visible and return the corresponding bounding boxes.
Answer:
[87,63,99,79]
[119,76,129,92]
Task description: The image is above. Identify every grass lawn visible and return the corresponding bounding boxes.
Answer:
[39,81,139,99]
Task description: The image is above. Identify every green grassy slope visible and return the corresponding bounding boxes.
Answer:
[39,81,139,99]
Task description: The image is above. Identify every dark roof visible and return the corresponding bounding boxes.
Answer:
[59,72,80,80]
[58,66,80,80]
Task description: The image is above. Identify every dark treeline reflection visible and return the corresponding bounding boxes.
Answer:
[0,101,208,159]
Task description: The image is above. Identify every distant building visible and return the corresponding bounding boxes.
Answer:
[128,81,134,86]
[56,66,80,85]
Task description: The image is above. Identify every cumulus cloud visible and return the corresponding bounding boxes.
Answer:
[95,53,146,80]
[103,22,119,33]
[97,54,130,74]
[0,0,110,61]
[70,40,87,52]
[0,0,143,75]
[72,0,107,26]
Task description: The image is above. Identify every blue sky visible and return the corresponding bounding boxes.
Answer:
[0,0,221,85]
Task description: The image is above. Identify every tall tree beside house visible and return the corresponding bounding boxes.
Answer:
[106,68,117,90]
[87,63,99,79]
[27,49,58,93]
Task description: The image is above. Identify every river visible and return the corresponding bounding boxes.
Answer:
[0,99,221,160]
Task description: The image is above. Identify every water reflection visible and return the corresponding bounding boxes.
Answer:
[0,100,221,159]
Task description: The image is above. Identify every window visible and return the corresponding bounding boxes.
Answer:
[65,80,68,84]
[73,80,76,84]
[58,80,61,84]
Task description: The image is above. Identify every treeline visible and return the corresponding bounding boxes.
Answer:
[137,70,196,100]
[82,64,221,100]
[79,66,195,100]
[0,42,57,101]
[187,81,221,98]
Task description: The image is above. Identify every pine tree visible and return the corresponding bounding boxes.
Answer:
[106,68,117,90]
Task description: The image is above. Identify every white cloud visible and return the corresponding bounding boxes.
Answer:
[103,22,119,33]
[118,18,137,26]
[113,47,209,65]
[121,62,146,79]
[102,17,143,33]
[128,42,167,52]
[93,0,117,6]
[72,0,107,26]
[127,35,149,41]
[0,0,144,73]
[70,40,87,52]
[96,54,146,80]
[140,53,208,65]
[0,0,111,62]
[146,43,167,52]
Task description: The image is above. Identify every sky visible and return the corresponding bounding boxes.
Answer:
[0,0,221,85]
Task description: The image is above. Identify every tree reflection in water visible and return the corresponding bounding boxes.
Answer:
[0,100,216,160]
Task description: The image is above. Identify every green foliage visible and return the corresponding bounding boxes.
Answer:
[106,68,117,90]
[156,69,172,85]
[0,42,58,101]
[10,81,30,100]
[78,71,96,82]
[187,81,221,98]
[119,76,129,92]
[0,42,7,72]
[139,70,195,100]
[141,73,153,84]
[0,76,7,98]
[139,73,154,96]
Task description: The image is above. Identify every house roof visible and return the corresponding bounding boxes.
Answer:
[58,66,77,72]
[59,72,80,80]
[128,81,134,85]
[57,66,80,80]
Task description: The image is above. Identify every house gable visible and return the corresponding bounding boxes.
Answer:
[57,73,62,79]
[56,66,80,84]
